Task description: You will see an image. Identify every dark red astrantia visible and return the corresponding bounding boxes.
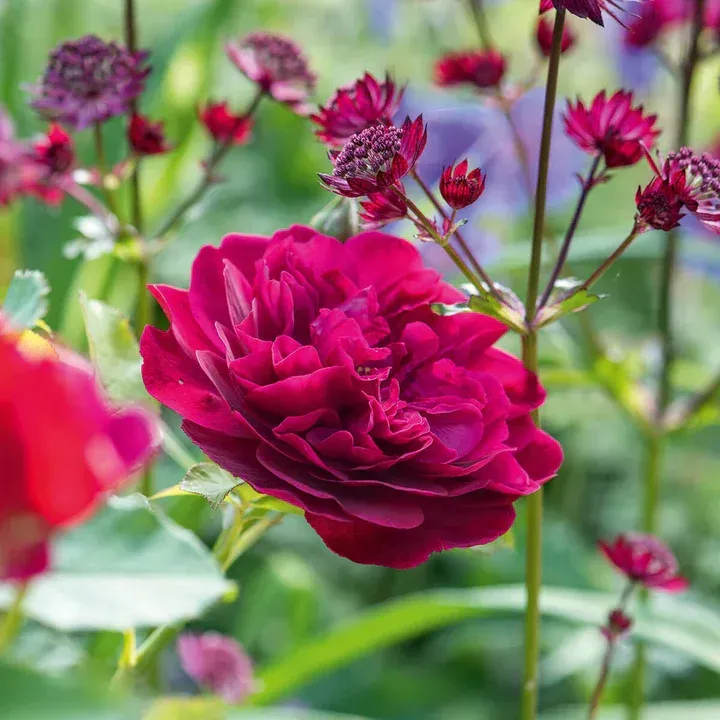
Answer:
[34,124,74,174]
[128,114,170,156]
[440,159,486,210]
[536,16,577,56]
[599,534,688,592]
[433,49,506,90]
[359,184,409,230]
[140,226,563,568]
[199,102,253,146]
[539,0,625,26]
[311,73,404,148]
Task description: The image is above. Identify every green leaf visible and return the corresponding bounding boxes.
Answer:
[235,484,304,516]
[179,462,239,509]
[79,294,148,406]
[0,495,234,631]
[0,660,133,720]
[535,282,605,328]
[250,585,720,706]
[1,270,50,330]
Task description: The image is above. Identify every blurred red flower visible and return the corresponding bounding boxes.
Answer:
[0,331,157,580]
[128,114,171,156]
[140,226,562,568]
[599,534,688,592]
[536,16,576,56]
[433,49,506,90]
[198,102,253,146]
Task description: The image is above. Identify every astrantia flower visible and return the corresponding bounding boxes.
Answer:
[177,633,255,703]
[140,226,562,568]
[226,32,316,113]
[128,114,170,156]
[636,147,720,233]
[359,184,409,229]
[536,16,577,56]
[440,159,486,209]
[601,608,633,641]
[563,90,659,168]
[0,110,44,206]
[34,124,74,174]
[199,102,253,146]
[540,0,625,26]
[28,35,150,131]
[433,49,506,90]
[599,534,688,592]
[311,73,404,148]
[319,115,427,198]
[0,329,156,580]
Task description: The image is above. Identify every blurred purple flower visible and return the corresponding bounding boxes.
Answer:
[177,632,255,704]
[28,35,150,131]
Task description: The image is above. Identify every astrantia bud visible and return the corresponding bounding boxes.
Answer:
[34,124,74,174]
[440,160,486,210]
[433,49,506,90]
[536,16,576,56]
[128,114,170,156]
[359,184,409,229]
[601,608,633,641]
[199,102,253,145]
[599,534,688,592]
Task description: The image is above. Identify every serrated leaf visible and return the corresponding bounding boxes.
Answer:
[468,293,527,334]
[1,270,50,330]
[179,462,240,509]
[536,286,604,328]
[0,495,234,631]
[79,294,148,406]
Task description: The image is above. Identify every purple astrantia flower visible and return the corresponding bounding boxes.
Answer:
[177,633,255,703]
[399,86,586,216]
[28,35,150,131]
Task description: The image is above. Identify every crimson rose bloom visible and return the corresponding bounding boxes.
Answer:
[0,331,156,580]
[563,90,659,168]
[141,226,562,568]
[599,534,688,593]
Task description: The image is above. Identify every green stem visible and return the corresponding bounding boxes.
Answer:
[465,0,493,50]
[151,90,264,242]
[629,3,705,716]
[576,226,640,295]
[93,123,119,218]
[124,0,143,234]
[0,583,28,655]
[521,11,565,720]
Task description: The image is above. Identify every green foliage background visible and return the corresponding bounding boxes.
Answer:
[2,0,720,718]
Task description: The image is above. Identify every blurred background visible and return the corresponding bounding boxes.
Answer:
[2,0,720,718]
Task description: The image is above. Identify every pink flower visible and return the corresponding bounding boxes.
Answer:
[140,226,562,568]
[539,0,626,26]
[0,109,44,206]
[311,73,404,148]
[177,633,255,704]
[359,184,409,229]
[226,32,316,113]
[319,116,427,198]
[636,147,720,234]
[536,16,577,56]
[599,534,688,593]
[198,102,253,146]
[0,330,157,580]
[563,90,659,168]
[440,159,486,210]
[433,49,506,90]
[128,114,170,156]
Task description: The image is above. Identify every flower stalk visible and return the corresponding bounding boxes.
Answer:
[629,1,706,716]
[0,583,28,655]
[521,9,565,720]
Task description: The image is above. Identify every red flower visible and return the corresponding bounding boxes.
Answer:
[440,159,486,210]
[636,146,720,234]
[128,113,170,156]
[226,32,316,113]
[199,102,253,146]
[359,184,409,229]
[319,116,427,198]
[0,110,47,206]
[433,49,506,90]
[563,90,659,168]
[601,608,633,641]
[536,16,576,56]
[34,124,74,174]
[539,0,625,26]
[177,633,255,703]
[140,226,562,568]
[311,73,404,148]
[599,534,688,593]
[0,331,156,580]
